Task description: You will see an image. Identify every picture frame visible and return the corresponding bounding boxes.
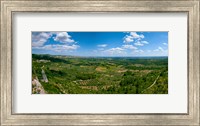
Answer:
[0,0,199,125]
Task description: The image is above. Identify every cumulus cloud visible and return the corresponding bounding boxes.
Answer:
[32,32,52,47]
[32,32,80,54]
[163,43,168,46]
[130,32,144,40]
[122,45,137,50]
[154,47,164,52]
[123,32,148,48]
[123,35,134,43]
[53,32,75,43]
[130,49,144,55]
[134,42,144,46]
[103,47,125,55]
[133,40,149,46]
[141,41,149,44]
[97,44,107,48]
[145,47,168,56]
[134,49,144,53]
[33,44,79,52]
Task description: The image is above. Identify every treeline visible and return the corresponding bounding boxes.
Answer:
[32,54,70,63]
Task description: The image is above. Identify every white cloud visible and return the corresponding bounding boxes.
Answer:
[134,49,144,53]
[33,44,79,52]
[145,47,168,56]
[130,32,144,39]
[107,47,124,51]
[133,40,149,46]
[154,47,164,52]
[97,44,107,48]
[130,49,144,56]
[134,42,144,46]
[32,32,52,47]
[122,45,137,50]
[163,43,168,46]
[123,35,134,43]
[103,47,125,55]
[141,41,149,44]
[123,32,147,45]
[54,32,75,43]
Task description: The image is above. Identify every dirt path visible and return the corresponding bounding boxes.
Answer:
[41,69,48,82]
[142,74,160,93]
[146,75,160,90]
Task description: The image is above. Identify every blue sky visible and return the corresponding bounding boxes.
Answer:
[32,32,168,57]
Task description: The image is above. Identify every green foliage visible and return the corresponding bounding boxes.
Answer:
[76,73,96,80]
[32,54,168,94]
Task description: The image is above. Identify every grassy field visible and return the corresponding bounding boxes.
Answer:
[32,54,168,94]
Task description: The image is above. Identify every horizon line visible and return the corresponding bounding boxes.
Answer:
[32,53,168,58]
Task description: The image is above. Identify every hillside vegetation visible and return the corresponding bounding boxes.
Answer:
[32,54,168,94]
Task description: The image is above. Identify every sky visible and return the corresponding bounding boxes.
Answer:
[32,32,168,57]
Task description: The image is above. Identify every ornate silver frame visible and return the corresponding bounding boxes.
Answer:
[1,0,199,125]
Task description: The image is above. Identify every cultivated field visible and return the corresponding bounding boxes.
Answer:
[32,54,168,94]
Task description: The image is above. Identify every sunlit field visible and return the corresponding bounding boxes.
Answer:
[32,54,168,94]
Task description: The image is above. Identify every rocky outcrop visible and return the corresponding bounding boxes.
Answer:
[32,77,46,94]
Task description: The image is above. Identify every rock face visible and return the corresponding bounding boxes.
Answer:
[32,68,49,94]
[41,69,48,83]
[32,77,46,94]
